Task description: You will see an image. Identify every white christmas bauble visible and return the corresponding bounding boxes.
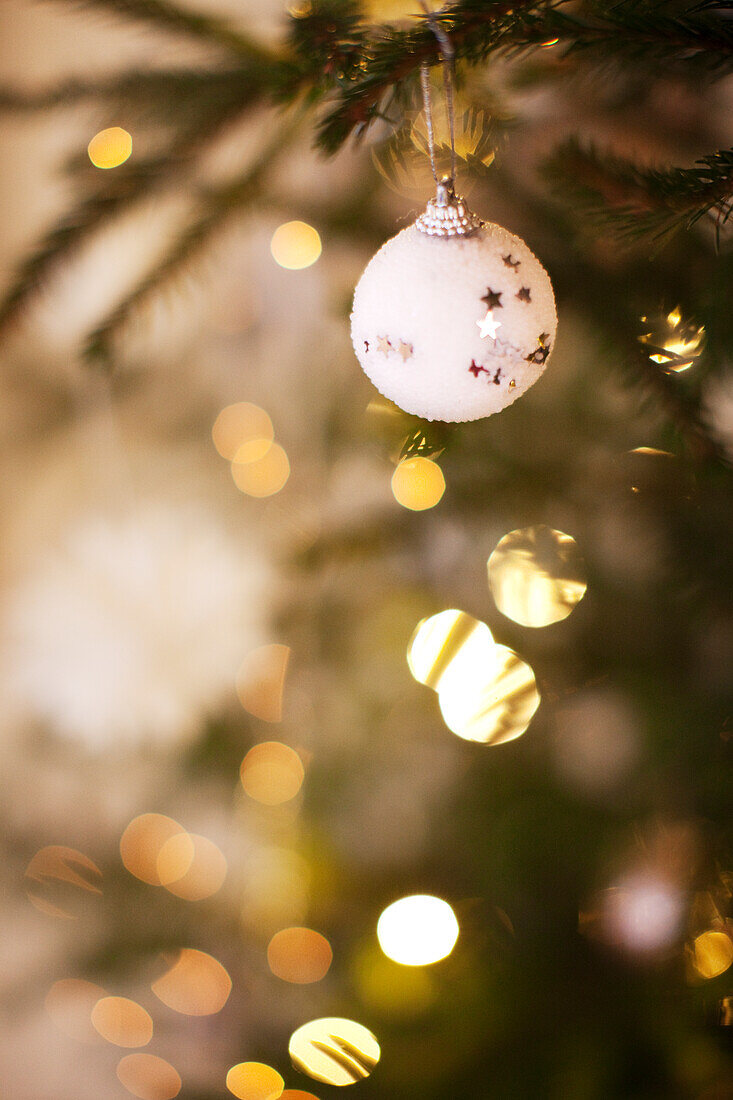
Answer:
[351,183,557,423]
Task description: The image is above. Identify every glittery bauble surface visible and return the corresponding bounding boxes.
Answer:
[351,222,557,423]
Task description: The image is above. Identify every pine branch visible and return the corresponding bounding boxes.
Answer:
[83,111,304,366]
[0,89,258,336]
[544,139,733,244]
[627,343,725,465]
[315,0,733,152]
[0,66,266,121]
[45,0,277,61]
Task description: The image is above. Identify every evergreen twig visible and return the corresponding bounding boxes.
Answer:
[544,140,733,244]
[46,0,277,61]
[0,81,261,336]
[315,0,733,151]
[83,110,305,366]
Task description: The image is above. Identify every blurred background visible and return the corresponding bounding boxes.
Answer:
[0,1,732,1098]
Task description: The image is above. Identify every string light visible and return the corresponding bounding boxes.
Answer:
[226,1062,284,1100]
[377,895,459,965]
[288,1018,380,1086]
[88,127,132,169]
[391,456,445,510]
[116,1054,182,1100]
[270,222,322,270]
[151,949,232,1015]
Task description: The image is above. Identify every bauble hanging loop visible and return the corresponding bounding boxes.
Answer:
[351,179,558,423]
[414,176,484,238]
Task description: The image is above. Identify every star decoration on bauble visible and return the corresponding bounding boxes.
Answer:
[477,311,502,340]
[516,287,532,303]
[502,254,521,270]
[481,288,502,310]
[525,333,551,364]
[377,335,392,356]
[397,340,413,362]
[469,359,487,378]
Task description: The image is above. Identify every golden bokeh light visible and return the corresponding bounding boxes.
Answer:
[270,221,322,270]
[267,927,332,984]
[232,443,290,497]
[407,609,493,693]
[438,641,540,745]
[487,525,587,628]
[288,1017,380,1087]
[391,457,445,511]
[158,833,227,901]
[408,609,540,745]
[88,126,132,169]
[156,832,195,885]
[212,403,274,463]
[280,1092,321,1100]
[377,895,459,966]
[226,1062,284,1100]
[236,643,291,723]
[91,996,153,1048]
[120,814,187,886]
[639,307,705,373]
[25,845,102,918]
[45,979,107,1043]
[151,948,232,1015]
[691,931,733,980]
[240,742,305,806]
[117,1054,182,1100]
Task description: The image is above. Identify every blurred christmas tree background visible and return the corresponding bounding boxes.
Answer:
[0,1,732,1098]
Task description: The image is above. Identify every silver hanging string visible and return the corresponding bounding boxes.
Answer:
[420,63,438,184]
[419,2,457,185]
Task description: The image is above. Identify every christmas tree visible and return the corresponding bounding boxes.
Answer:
[0,1,731,1098]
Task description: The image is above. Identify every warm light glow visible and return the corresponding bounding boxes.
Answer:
[487,525,587,628]
[280,1093,321,1100]
[638,307,705,373]
[226,1062,284,1100]
[120,814,187,886]
[88,126,132,169]
[91,996,153,1048]
[691,930,733,980]
[377,895,459,966]
[391,457,445,511]
[288,1018,380,1087]
[151,948,232,1015]
[628,447,675,457]
[438,641,540,746]
[353,944,435,1016]
[240,847,310,932]
[408,609,539,745]
[158,833,227,901]
[407,609,494,693]
[156,831,195,886]
[45,979,107,1043]
[25,845,102,918]
[232,443,290,497]
[117,1054,182,1100]
[212,403,274,463]
[603,875,684,953]
[270,221,322,270]
[236,644,291,722]
[240,741,305,805]
[267,927,332,984]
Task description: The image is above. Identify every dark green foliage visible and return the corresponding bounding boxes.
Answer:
[545,139,733,244]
